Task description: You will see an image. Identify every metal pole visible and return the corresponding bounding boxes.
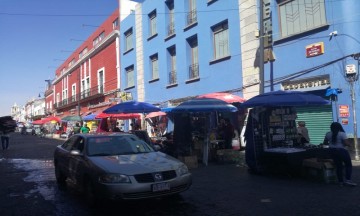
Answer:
[350,81,359,160]
[78,72,81,116]
[259,0,264,94]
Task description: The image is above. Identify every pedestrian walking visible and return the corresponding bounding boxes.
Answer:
[80,123,90,134]
[72,122,81,135]
[323,122,357,186]
[1,130,10,150]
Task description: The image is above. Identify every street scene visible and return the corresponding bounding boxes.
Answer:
[1,0,360,215]
[1,133,360,216]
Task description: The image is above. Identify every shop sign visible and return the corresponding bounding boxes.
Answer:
[117,92,133,102]
[305,42,324,58]
[342,119,349,125]
[339,105,349,118]
[282,77,330,90]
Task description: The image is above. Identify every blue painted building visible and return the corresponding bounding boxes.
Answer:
[119,0,360,144]
[266,0,360,142]
[119,0,244,107]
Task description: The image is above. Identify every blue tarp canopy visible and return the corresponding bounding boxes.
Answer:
[241,90,330,108]
[171,98,238,113]
[82,113,98,121]
[103,100,160,114]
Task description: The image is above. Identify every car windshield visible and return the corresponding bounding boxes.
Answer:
[87,135,154,156]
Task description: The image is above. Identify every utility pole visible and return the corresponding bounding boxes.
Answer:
[78,71,81,116]
[259,0,265,94]
[346,54,360,161]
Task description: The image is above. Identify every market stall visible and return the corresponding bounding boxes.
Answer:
[170,98,239,166]
[95,112,141,132]
[241,90,331,176]
[101,100,160,133]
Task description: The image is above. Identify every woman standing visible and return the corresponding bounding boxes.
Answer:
[323,122,356,186]
[1,129,10,150]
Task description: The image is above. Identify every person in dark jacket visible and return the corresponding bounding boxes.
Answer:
[1,130,10,150]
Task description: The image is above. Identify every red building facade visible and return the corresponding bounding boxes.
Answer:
[49,8,120,118]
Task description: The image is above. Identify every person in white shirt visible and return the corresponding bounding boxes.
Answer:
[297,121,310,145]
[323,122,356,186]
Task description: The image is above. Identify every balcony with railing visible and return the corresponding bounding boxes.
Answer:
[186,10,197,26]
[167,22,175,36]
[168,70,177,85]
[54,84,105,109]
[188,64,199,80]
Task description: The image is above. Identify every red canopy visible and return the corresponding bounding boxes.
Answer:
[32,116,61,125]
[42,116,61,123]
[96,112,141,120]
[197,92,246,103]
[32,119,44,125]
[145,111,166,119]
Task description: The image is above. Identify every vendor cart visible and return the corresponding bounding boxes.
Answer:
[241,90,331,175]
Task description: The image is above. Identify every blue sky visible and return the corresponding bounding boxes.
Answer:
[0,0,119,116]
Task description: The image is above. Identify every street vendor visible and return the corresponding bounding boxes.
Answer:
[297,121,310,145]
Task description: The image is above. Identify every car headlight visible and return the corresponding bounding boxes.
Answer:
[99,174,131,183]
[178,164,189,176]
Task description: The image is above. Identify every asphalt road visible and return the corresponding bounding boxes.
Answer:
[1,132,360,216]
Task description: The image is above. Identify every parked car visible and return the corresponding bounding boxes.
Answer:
[53,133,192,204]
[25,124,34,135]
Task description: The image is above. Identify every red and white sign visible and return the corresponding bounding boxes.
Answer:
[306,42,324,58]
[339,105,349,118]
[342,119,349,125]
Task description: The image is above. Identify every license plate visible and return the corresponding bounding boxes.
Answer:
[152,182,170,192]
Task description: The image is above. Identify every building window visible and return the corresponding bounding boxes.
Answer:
[93,31,105,46]
[150,54,159,80]
[124,28,133,52]
[113,18,119,29]
[56,93,60,107]
[98,70,104,94]
[68,58,75,67]
[85,78,90,97]
[212,21,229,60]
[81,79,85,99]
[71,84,76,102]
[149,10,157,37]
[167,46,177,85]
[187,36,199,79]
[187,0,197,26]
[79,47,88,59]
[126,65,135,88]
[166,0,175,36]
[62,89,68,105]
[278,0,326,38]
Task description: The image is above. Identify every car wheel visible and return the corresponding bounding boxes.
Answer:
[85,180,97,206]
[55,164,67,189]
